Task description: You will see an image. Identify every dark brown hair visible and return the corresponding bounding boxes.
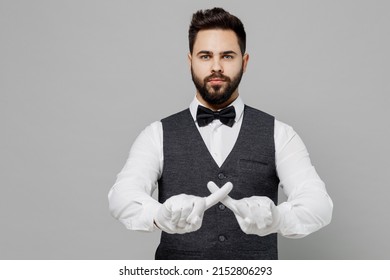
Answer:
[188,7,246,55]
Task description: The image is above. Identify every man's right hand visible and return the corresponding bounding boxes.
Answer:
[154,182,233,234]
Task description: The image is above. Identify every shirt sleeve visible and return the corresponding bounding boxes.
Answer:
[274,120,333,238]
[107,121,163,232]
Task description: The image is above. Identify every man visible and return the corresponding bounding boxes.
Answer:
[108,7,333,260]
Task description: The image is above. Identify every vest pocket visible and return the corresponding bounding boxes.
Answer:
[237,157,276,197]
[239,158,269,171]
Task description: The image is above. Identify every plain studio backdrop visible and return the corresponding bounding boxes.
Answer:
[1,0,389,259]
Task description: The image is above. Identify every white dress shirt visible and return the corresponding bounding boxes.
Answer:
[108,96,333,238]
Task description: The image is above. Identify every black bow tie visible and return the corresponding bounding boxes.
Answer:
[196,105,236,127]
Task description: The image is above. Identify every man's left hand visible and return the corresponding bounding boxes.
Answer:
[207,181,280,236]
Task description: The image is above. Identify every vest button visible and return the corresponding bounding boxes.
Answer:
[218,235,226,242]
[218,204,226,210]
[218,173,225,179]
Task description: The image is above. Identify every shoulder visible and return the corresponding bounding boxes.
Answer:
[134,120,163,147]
[141,120,162,135]
[243,104,298,149]
[274,119,295,137]
[243,105,275,132]
[244,105,275,120]
[161,108,191,122]
[243,104,295,136]
[160,109,193,130]
[274,119,301,152]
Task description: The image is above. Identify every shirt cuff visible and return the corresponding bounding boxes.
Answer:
[276,202,322,238]
[121,199,162,232]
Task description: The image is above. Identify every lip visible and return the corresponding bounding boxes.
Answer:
[208,79,226,85]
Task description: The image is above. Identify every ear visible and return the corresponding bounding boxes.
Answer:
[187,52,193,70]
[242,53,249,73]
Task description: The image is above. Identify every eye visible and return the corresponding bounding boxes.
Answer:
[222,55,234,59]
[200,55,211,60]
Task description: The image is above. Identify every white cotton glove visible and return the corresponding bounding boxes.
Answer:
[154,182,233,234]
[207,181,280,236]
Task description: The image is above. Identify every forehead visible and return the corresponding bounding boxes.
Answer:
[193,29,240,53]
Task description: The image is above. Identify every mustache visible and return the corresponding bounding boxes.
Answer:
[205,73,230,81]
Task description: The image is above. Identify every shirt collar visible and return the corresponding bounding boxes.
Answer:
[189,95,245,125]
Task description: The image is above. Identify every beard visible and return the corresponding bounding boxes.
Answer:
[191,67,244,105]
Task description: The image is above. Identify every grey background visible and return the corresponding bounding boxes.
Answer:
[1,0,389,259]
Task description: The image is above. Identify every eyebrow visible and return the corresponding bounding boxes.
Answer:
[196,50,238,56]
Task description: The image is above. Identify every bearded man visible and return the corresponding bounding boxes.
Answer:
[108,7,333,260]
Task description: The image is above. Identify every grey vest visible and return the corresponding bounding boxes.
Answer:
[156,105,279,260]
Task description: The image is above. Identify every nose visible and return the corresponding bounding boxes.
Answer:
[211,58,223,73]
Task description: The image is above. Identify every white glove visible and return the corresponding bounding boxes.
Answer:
[154,182,233,234]
[207,181,280,236]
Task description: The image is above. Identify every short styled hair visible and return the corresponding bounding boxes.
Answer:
[188,7,246,55]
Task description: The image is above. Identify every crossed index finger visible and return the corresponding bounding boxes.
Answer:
[207,181,240,214]
[204,181,233,210]
[185,182,233,225]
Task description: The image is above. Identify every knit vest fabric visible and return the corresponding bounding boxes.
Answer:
[156,105,279,260]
